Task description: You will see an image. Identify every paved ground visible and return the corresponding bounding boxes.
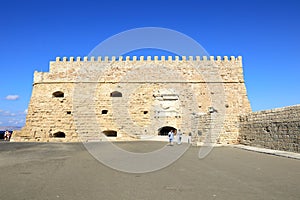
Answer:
[0,141,299,200]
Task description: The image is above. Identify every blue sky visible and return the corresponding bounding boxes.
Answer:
[0,0,299,127]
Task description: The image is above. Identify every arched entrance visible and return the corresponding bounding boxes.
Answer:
[158,126,177,136]
[53,131,65,138]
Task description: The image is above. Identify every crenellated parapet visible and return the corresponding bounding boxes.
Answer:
[36,55,245,84]
[54,55,242,62]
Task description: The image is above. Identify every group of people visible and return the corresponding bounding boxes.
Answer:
[3,130,12,141]
[168,129,182,146]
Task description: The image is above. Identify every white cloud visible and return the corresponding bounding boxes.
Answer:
[5,95,20,100]
[24,109,28,114]
[1,111,15,116]
[0,109,26,126]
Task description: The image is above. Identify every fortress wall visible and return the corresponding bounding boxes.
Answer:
[16,83,77,142]
[239,105,300,153]
[13,56,251,143]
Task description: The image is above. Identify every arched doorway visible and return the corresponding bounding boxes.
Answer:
[53,131,66,138]
[158,126,177,136]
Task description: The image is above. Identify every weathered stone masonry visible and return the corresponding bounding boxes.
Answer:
[11,55,300,153]
[239,105,300,153]
[13,55,251,143]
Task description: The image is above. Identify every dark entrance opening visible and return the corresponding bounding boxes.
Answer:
[102,130,117,137]
[110,91,122,97]
[158,126,177,136]
[102,110,108,114]
[53,132,65,138]
[52,91,64,98]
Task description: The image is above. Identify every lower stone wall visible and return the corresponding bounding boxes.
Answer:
[239,105,300,153]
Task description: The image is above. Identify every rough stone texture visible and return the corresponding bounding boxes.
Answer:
[12,56,251,143]
[239,105,300,153]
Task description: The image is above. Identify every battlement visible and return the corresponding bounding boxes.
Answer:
[54,55,242,62]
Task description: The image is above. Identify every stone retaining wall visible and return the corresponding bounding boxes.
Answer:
[239,105,300,153]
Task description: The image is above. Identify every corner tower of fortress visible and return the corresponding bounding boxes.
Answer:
[13,55,251,144]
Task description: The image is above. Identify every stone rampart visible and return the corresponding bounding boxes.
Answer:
[239,105,300,153]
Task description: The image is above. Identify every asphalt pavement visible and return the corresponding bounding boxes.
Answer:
[0,141,299,200]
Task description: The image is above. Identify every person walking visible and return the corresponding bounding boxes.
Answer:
[4,130,11,141]
[168,130,174,146]
[177,129,182,144]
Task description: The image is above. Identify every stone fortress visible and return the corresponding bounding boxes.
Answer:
[12,55,299,153]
